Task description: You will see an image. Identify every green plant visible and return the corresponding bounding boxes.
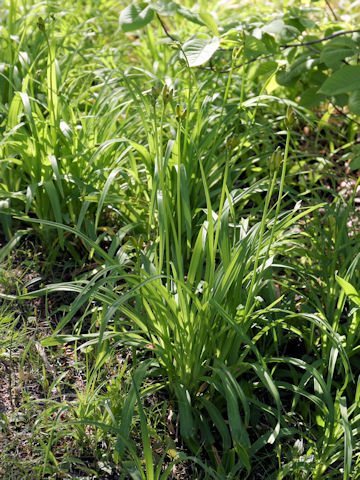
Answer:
[2,0,360,478]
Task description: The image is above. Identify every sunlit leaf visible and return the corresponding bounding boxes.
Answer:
[181,36,220,67]
[119,3,154,32]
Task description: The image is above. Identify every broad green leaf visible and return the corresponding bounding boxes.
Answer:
[320,37,357,69]
[300,87,327,108]
[234,444,251,474]
[215,366,250,447]
[349,155,360,170]
[261,33,279,54]
[199,12,218,36]
[319,65,360,95]
[331,92,349,108]
[176,5,205,26]
[7,91,23,130]
[349,90,360,116]
[119,3,154,32]
[262,19,286,35]
[150,0,178,16]
[223,376,244,444]
[244,35,267,60]
[277,53,319,85]
[299,17,316,29]
[174,384,193,437]
[200,398,231,449]
[336,275,360,307]
[128,140,152,169]
[182,36,220,67]
[255,60,278,77]
[197,412,215,446]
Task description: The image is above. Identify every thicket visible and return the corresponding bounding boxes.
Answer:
[1,0,360,478]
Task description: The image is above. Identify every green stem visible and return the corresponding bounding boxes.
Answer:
[213,149,230,259]
[177,119,182,273]
[245,128,291,323]
[263,129,291,267]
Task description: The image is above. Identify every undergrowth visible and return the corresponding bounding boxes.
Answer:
[1,0,360,479]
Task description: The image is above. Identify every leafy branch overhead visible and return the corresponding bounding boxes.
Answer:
[120,0,360,116]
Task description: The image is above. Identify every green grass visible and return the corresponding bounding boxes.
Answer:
[1,0,360,478]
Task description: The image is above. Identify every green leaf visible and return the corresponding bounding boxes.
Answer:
[176,5,204,26]
[349,155,360,170]
[181,36,220,67]
[339,397,352,480]
[44,180,64,248]
[0,229,28,263]
[200,398,232,449]
[349,90,360,116]
[150,0,178,16]
[180,164,192,248]
[119,3,154,32]
[335,275,360,307]
[133,374,154,480]
[174,384,193,438]
[7,91,23,130]
[319,65,360,95]
[277,53,319,85]
[300,87,327,108]
[262,19,286,35]
[253,60,278,78]
[94,167,123,231]
[187,225,206,287]
[331,93,349,108]
[244,35,267,60]
[320,37,357,69]
[199,12,218,36]
[48,155,64,198]
[116,361,151,455]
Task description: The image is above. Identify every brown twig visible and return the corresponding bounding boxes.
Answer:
[281,29,360,49]
[332,104,360,127]
[199,29,360,73]
[325,0,339,21]
[199,53,274,73]
[156,13,360,74]
[156,14,178,42]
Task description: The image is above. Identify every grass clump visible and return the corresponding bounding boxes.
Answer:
[1,0,360,478]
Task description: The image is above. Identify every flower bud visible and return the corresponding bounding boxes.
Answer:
[285,106,295,129]
[232,46,243,61]
[151,81,162,103]
[269,147,282,173]
[162,84,173,105]
[37,17,45,32]
[226,135,238,151]
[176,104,186,122]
